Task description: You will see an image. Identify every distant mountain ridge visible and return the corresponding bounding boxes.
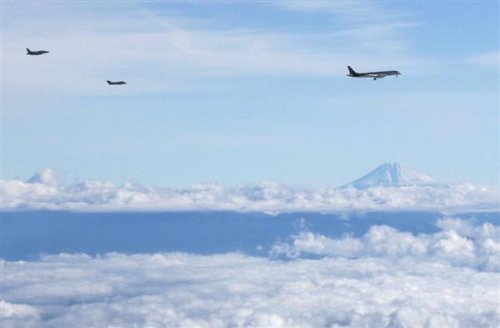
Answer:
[345,163,435,188]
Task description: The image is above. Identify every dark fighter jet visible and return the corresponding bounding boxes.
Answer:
[26,48,49,55]
[347,66,401,80]
[107,80,127,85]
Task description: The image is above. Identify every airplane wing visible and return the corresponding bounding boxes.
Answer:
[368,73,385,78]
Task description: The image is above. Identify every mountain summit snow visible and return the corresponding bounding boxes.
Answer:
[345,163,435,188]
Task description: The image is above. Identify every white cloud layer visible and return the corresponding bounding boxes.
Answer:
[1,169,499,211]
[271,218,500,271]
[2,219,499,327]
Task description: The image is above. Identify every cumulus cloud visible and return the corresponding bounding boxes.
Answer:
[1,218,499,327]
[1,169,499,211]
[2,224,500,328]
[0,301,40,320]
[271,218,500,271]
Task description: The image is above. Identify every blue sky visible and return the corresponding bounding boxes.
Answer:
[2,0,499,187]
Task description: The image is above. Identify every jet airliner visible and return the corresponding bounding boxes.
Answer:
[347,66,401,80]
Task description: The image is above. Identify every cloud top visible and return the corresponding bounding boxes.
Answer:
[2,168,498,212]
[271,217,500,271]
[2,219,499,327]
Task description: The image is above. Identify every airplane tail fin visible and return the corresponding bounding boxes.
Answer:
[107,80,111,84]
[347,66,357,75]
[26,48,31,54]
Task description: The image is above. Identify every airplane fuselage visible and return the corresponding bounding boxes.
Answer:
[347,66,401,80]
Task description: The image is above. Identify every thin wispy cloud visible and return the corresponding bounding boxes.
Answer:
[272,0,412,22]
[2,0,423,96]
[468,50,500,67]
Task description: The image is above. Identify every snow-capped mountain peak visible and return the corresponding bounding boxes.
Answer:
[26,168,58,185]
[345,163,435,188]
